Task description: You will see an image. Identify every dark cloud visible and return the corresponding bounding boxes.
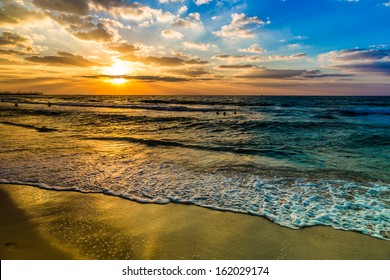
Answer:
[334,61,390,75]
[329,49,390,61]
[217,64,257,69]
[235,67,351,79]
[140,56,208,66]
[185,59,209,65]
[50,14,95,29]
[235,67,308,79]
[25,52,102,67]
[301,73,354,78]
[0,2,43,25]
[108,42,139,54]
[290,53,307,58]
[73,23,115,42]
[213,53,307,62]
[168,68,210,77]
[82,74,189,82]
[321,48,390,76]
[0,31,30,47]
[0,31,34,54]
[32,1,117,42]
[32,0,89,16]
[0,49,28,55]
[142,56,184,66]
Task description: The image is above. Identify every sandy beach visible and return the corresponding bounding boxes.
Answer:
[0,183,389,260]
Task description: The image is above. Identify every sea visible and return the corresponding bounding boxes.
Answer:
[0,94,389,240]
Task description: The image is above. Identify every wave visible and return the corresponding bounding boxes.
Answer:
[1,176,388,240]
[139,99,275,107]
[53,102,230,112]
[339,108,390,116]
[0,121,58,132]
[86,136,301,158]
[2,100,232,112]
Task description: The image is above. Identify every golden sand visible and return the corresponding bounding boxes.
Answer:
[0,184,389,260]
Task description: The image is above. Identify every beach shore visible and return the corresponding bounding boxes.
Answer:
[0,184,389,260]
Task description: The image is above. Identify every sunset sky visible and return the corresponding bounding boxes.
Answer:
[0,0,389,95]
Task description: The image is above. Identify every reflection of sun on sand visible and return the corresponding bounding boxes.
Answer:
[0,184,389,260]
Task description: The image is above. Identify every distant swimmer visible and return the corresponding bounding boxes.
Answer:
[48,102,51,107]
[14,102,18,107]
[223,111,226,116]
[1,98,4,102]
[216,110,220,115]
[234,110,237,115]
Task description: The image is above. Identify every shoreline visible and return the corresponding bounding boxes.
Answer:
[0,183,389,260]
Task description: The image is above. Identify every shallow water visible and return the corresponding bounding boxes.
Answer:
[0,95,389,239]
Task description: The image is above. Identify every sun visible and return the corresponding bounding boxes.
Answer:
[109,78,127,85]
[102,59,132,84]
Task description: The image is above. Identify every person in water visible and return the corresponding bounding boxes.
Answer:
[15,102,18,107]
[48,102,51,107]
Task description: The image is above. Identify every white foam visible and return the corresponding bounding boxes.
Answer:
[1,160,389,240]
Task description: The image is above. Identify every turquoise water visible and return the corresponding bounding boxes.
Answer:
[0,95,389,239]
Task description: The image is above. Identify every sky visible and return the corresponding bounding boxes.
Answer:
[0,0,389,95]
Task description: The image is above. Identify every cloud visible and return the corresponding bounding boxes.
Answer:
[178,6,188,15]
[289,53,306,58]
[108,42,139,54]
[194,0,212,6]
[73,23,117,42]
[217,64,258,69]
[25,52,102,67]
[183,42,217,51]
[0,31,35,55]
[82,74,189,82]
[32,0,89,15]
[235,67,351,80]
[212,54,262,62]
[0,31,30,47]
[334,62,390,75]
[384,1,390,7]
[287,43,300,48]
[173,13,203,30]
[100,17,131,30]
[36,3,119,42]
[141,56,208,66]
[0,49,28,56]
[0,2,43,26]
[168,67,210,76]
[319,48,390,76]
[162,29,184,39]
[212,53,306,62]
[212,13,267,39]
[320,48,390,61]
[238,44,264,53]
[160,0,184,3]
[90,1,176,24]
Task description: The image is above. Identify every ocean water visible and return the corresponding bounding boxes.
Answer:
[0,95,389,240]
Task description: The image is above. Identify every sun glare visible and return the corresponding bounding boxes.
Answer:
[102,59,132,85]
[109,78,127,85]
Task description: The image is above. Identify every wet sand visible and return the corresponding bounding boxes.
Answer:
[0,184,389,260]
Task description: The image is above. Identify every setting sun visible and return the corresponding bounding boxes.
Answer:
[102,59,132,76]
[108,78,127,85]
[101,59,132,85]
